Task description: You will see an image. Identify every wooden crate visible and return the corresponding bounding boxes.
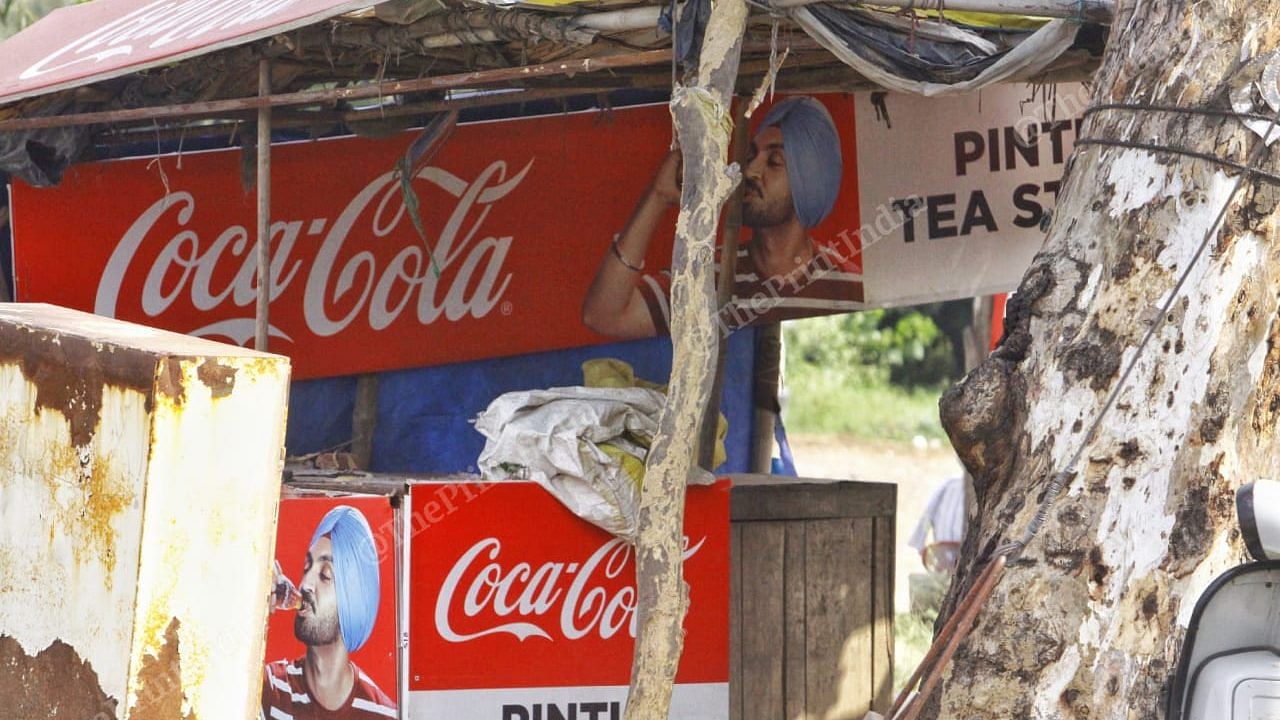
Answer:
[729,475,896,720]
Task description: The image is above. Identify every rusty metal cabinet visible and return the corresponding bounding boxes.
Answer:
[729,475,896,720]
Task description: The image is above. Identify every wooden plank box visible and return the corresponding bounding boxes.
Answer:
[729,475,896,720]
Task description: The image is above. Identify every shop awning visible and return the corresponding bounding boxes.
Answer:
[0,0,378,106]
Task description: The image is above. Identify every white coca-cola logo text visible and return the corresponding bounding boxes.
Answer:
[435,536,706,643]
[93,159,533,345]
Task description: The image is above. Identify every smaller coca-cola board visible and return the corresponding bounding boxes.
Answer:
[263,490,401,717]
[405,480,731,719]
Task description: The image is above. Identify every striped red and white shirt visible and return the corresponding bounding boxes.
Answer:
[637,244,865,335]
[261,659,396,720]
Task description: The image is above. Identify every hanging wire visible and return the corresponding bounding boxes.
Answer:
[994,100,1280,559]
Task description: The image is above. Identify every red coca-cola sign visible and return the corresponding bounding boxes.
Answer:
[406,481,729,718]
[9,98,860,380]
[9,108,678,379]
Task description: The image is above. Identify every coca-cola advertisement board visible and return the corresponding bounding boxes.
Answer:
[263,491,400,718]
[7,98,863,379]
[406,480,730,719]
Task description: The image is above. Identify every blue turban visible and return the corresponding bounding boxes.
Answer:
[757,97,843,228]
[310,506,380,653]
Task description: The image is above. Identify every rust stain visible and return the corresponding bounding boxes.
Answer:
[195,360,237,399]
[0,634,119,719]
[81,453,136,578]
[0,324,156,448]
[129,618,196,720]
[41,442,135,579]
[154,358,186,407]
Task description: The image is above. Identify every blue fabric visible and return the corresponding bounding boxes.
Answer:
[757,97,843,229]
[772,412,798,477]
[286,328,757,475]
[310,506,380,654]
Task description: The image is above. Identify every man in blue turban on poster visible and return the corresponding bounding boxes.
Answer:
[583,96,861,339]
[261,506,396,719]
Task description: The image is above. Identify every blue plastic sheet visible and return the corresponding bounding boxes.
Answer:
[286,328,757,475]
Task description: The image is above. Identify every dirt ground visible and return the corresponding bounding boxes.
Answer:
[787,433,964,611]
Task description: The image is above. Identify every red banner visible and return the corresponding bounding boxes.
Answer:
[405,480,730,717]
[11,98,859,379]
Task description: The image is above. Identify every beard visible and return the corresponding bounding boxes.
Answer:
[742,186,795,228]
[294,600,342,647]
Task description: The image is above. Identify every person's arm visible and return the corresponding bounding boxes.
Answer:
[581,149,681,338]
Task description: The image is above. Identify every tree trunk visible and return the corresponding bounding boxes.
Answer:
[935,2,1280,717]
[624,1,748,718]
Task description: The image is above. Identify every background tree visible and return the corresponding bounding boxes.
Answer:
[935,1,1280,716]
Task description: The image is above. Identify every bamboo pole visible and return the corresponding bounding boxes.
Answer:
[255,59,271,353]
[0,50,673,133]
[97,51,843,142]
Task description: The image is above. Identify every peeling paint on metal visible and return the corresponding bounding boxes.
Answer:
[0,364,148,702]
[0,634,119,719]
[1,306,290,719]
[0,324,154,448]
[128,618,195,720]
[194,360,237,399]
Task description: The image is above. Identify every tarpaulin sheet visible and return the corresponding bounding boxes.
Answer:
[285,328,758,475]
[793,4,1079,96]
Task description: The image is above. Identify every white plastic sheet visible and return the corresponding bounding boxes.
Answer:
[475,386,715,539]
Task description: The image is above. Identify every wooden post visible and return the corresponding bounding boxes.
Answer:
[351,375,380,469]
[750,322,782,473]
[963,296,995,373]
[697,97,749,471]
[625,0,750,716]
[255,60,271,352]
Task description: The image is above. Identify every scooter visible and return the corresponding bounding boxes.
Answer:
[1166,481,1280,719]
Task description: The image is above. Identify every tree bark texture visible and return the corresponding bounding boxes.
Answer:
[624,1,748,718]
[935,2,1280,717]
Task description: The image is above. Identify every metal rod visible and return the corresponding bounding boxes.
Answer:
[255,59,271,353]
[895,555,1008,720]
[0,50,673,133]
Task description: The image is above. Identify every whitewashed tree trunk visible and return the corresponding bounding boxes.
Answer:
[624,1,748,718]
[935,2,1280,717]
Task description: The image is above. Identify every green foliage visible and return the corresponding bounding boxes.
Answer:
[894,610,937,693]
[783,370,947,440]
[782,307,962,439]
